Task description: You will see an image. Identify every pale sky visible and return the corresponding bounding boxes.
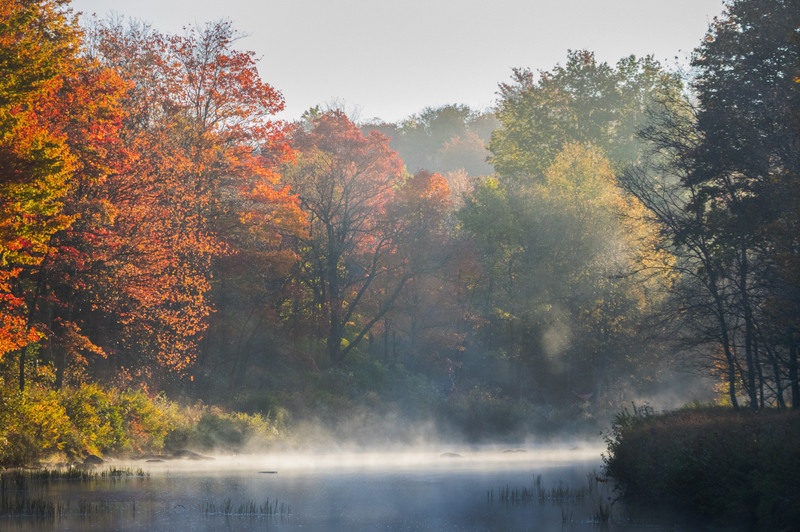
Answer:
[70,0,727,122]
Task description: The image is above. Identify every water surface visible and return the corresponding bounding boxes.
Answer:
[0,446,695,531]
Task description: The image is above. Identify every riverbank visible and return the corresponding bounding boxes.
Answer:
[0,382,286,467]
[603,405,800,531]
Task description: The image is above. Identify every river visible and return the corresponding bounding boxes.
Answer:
[0,446,697,531]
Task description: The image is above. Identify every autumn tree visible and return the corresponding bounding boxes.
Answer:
[0,0,126,390]
[372,170,465,373]
[283,111,413,365]
[38,18,302,386]
[0,0,79,361]
[19,60,131,388]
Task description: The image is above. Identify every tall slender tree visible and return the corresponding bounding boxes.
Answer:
[623,0,800,408]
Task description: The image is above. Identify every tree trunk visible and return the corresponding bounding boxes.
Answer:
[713,293,738,409]
[55,299,73,390]
[19,253,51,392]
[755,342,764,409]
[19,347,26,393]
[770,349,786,409]
[326,230,344,364]
[383,320,390,361]
[409,288,419,357]
[789,338,799,409]
[728,359,738,409]
[54,340,65,390]
[707,266,739,409]
[739,246,759,409]
[328,314,342,363]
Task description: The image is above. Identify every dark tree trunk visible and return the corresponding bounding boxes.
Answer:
[19,348,26,393]
[383,320,390,360]
[728,360,738,409]
[771,352,786,409]
[789,338,799,409]
[714,293,738,409]
[739,247,759,409]
[754,338,765,409]
[55,342,65,389]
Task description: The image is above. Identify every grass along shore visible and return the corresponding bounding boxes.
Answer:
[603,404,800,531]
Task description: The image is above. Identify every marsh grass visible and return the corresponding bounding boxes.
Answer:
[101,467,149,479]
[488,474,593,505]
[202,498,290,518]
[593,500,611,526]
[76,499,138,518]
[0,492,65,518]
[1,495,139,520]
[1,467,148,487]
[0,466,150,521]
[2,468,293,523]
[487,471,616,527]
[604,405,800,529]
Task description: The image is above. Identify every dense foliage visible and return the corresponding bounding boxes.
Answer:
[0,380,283,465]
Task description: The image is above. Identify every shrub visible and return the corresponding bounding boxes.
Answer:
[0,387,76,465]
[164,408,285,452]
[113,389,186,453]
[603,406,800,530]
[0,382,225,465]
[60,384,126,455]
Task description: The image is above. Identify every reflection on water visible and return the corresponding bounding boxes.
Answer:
[0,446,696,531]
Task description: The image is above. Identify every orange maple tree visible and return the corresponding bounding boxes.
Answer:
[284,113,457,365]
[0,0,84,382]
[80,19,303,383]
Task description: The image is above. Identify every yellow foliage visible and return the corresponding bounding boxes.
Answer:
[539,142,677,309]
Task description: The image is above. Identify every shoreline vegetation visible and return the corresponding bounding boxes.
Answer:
[3,385,799,531]
[0,382,285,468]
[603,404,800,531]
[0,376,605,468]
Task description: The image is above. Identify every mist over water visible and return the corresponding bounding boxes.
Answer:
[8,445,667,532]
[109,443,606,474]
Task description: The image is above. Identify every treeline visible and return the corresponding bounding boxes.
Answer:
[1,7,304,393]
[1,0,798,447]
[204,50,694,431]
[621,0,800,409]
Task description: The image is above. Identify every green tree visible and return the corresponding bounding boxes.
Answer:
[459,144,672,407]
[366,105,498,178]
[489,51,683,183]
[689,0,799,408]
